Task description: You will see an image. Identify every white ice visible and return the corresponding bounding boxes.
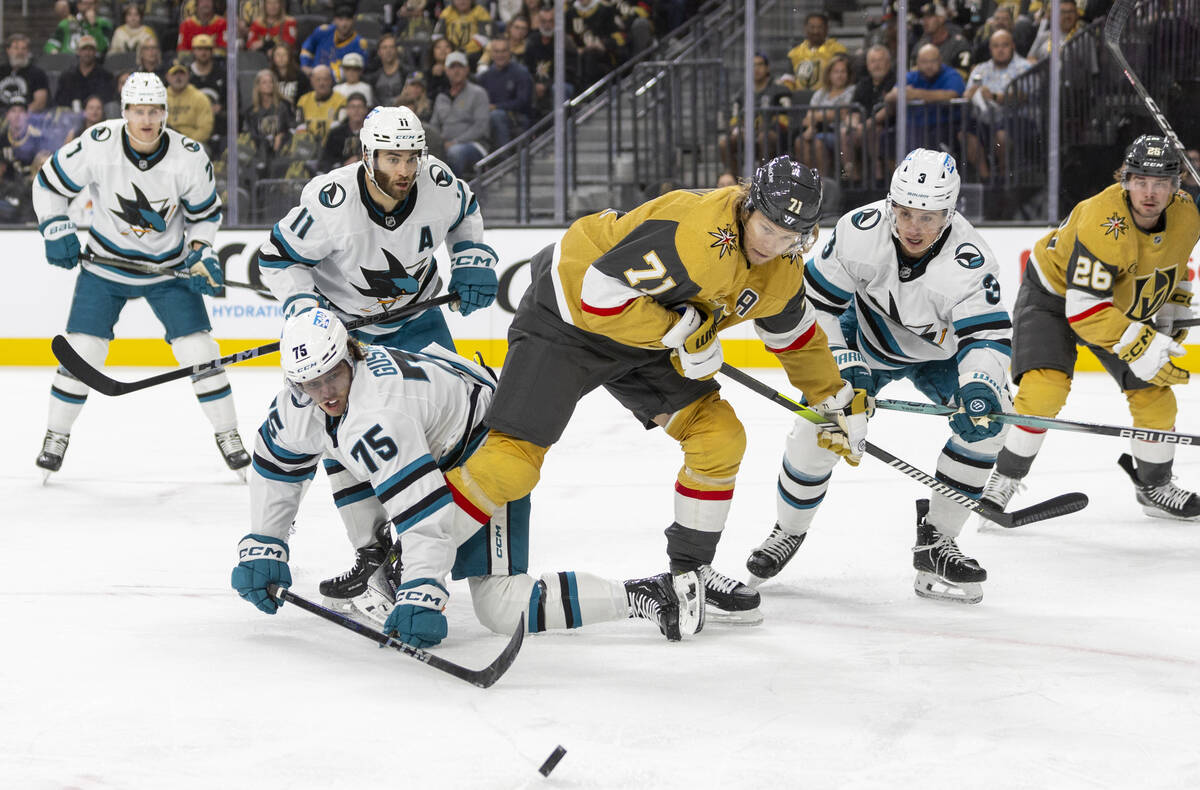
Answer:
[2,365,1198,789]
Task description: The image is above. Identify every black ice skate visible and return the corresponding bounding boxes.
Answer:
[625,571,704,641]
[36,430,70,482]
[320,524,399,613]
[912,499,986,604]
[1117,453,1200,521]
[746,524,807,585]
[215,429,251,479]
[698,564,763,625]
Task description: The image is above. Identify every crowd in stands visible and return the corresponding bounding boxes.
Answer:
[0,0,702,223]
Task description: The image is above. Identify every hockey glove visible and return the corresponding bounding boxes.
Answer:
[1112,322,1189,387]
[281,293,327,320]
[951,379,1004,442]
[383,578,449,648]
[230,534,292,615]
[813,380,871,466]
[448,242,499,316]
[1154,281,1193,344]
[662,303,722,380]
[832,348,878,408]
[184,245,224,296]
[40,216,80,270]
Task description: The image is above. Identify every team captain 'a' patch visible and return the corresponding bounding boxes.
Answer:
[708,224,738,258]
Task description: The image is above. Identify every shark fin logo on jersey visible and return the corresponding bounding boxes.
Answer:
[954,242,984,269]
[112,183,173,236]
[428,164,453,187]
[708,224,738,258]
[319,182,347,208]
[1100,212,1128,240]
[353,248,421,302]
[90,125,112,142]
[851,208,881,230]
[1128,268,1175,320]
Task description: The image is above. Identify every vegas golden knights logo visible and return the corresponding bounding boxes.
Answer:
[1127,268,1175,320]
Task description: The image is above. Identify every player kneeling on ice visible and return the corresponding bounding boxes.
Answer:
[230,309,703,645]
[745,149,1011,604]
[32,72,249,480]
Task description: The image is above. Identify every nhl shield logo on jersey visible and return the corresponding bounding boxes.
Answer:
[112,183,173,236]
[319,182,347,208]
[852,208,882,230]
[954,242,985,269]
[1100,212,1128,240]
[708,224,738,258]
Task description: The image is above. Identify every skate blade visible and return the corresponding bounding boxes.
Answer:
[913,572,982,605]
[673,571,705,636]
[704,604,764,626]
[321,595,358,614]
[40,469,53,485]
[746,573,769,589]
[1141,505,1200,522]
[233,467,248,483]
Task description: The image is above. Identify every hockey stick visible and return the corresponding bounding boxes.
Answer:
[1103,0,1200,185]
[1169,316,1200,329]
[718,363,1088,528]
[875,398,1200,445]
[50,292,459,396]
[81,251,274,298]
[267,584,524,689]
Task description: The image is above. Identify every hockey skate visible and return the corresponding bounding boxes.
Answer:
[1117,453,1200,521]
[35,430,70,482]
[912,499,986,604]
[624,571,704,641]
[980,469,1025,513]
[215,429,251,480]
[746,525,807,586]
[320,524,400,615]
[698,564,763,625]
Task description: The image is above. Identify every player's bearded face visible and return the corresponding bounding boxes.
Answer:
[372,150,421,199]
[743,211,806,265]
[892,204,947,256]
[1125,174,1174,226]
[297,362,353,416]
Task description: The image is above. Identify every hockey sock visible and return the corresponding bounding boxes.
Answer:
[469,572,626,634]
[46,333,109,434]
[994,426,1047,479]
[775,416,839,534]
[171,332,237,432]
[929,435,1002,537]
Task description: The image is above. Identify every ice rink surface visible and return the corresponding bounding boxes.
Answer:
[2,364,1198,789]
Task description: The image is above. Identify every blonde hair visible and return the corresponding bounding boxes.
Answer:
[252,68,283,111]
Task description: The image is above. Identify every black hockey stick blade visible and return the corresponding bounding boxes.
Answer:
[269,584,524,689]
[50,293,459,397]
[1003,492,1090,528]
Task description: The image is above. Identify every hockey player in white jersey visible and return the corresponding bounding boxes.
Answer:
[31,72,250,480]
[230,309,703,646]
[744,149,1012,604]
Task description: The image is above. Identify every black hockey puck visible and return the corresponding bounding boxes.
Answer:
[538,745,566,777]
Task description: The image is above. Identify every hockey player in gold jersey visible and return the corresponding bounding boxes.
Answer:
[445,157,870,625]
[983,136,1200,519]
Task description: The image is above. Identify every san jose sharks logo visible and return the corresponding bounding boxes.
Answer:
[1100,212,1128,240]
[111,183,173,237]
[708,224,738,258]
[352,248,423,306]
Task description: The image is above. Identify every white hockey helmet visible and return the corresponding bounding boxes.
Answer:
[360,106,427,185]
[280,308,352,386]
[886,148,960,236]
[121,71,169,141]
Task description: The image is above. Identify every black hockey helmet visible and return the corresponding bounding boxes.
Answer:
[748,156,822,235]
[1123,135,1181,179]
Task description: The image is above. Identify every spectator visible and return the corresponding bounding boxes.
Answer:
[1028,0,1084,62]
[334,53,374,105]
[51,0,71,28]
[247,0,298,52]
[398,72,433,123]
[166,62,214,143]
[566,0,627,88]
[782,12,847,92]
[178,0,228,55]
[243,68,294,175]
[526,6,577,118]
[842,43,896,183]
[70,94,106,137]
[396,0,436,43]
[296,64,345,142]
[109,4,157,55]
[613,1,654,56]
[717,52,791,175]
[103,70,134,118]
[429,50,490,176]
[715,171,737,188]
[1,100,53,173]
[367,34,408,107]
[1182,148,1200,206]
[189,35,227,110]
[964,28,1031,181]
[478,13,530,70]
[796,53,855,180]
[913,2,973,79]
[433,0,494,67]
[971,6,1025,64]
[44,0,113,55]
[300,5,370,81]
[477,38,533,148]
[423,38,454,100]
[516,0,544,26]
[136,38,167,81]
[494,0,524,26]
[885,43,965,152]
[318,91,368,172]
[0,35,51,114]
[54,36,116,110]
[270,42,311,105]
